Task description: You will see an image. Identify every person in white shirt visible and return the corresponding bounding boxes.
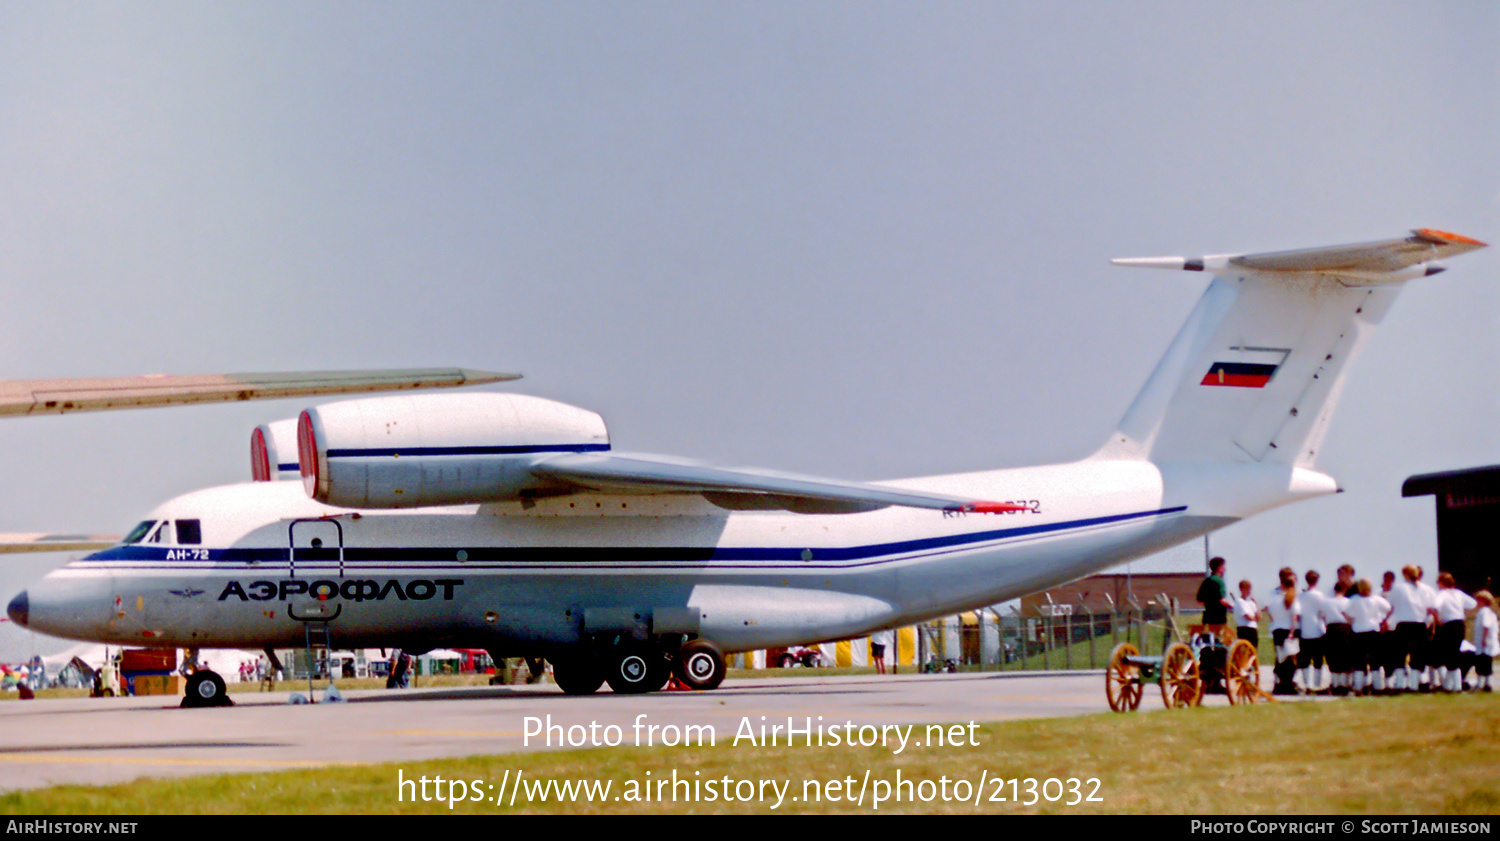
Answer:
[1414,567,1441,690]
[1345,579,1391,694]
[1234,580,1260,650]
[1429,572,1477,692]
[1320,580,1354,695]
[1267,568,1300,695]
[1297,570,1329,693]
[1385,565,1431,692]
[1465,590,1497,692]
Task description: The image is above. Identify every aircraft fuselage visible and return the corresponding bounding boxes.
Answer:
[19,457,1335,657]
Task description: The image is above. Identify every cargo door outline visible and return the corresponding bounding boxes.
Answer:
[287,518,344,622]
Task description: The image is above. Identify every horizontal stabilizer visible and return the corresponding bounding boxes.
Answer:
[0,368,518,417]
[1113,229,1485,285]
[532,452,1024,515]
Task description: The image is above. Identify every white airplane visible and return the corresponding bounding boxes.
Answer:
[8,230,1486,705]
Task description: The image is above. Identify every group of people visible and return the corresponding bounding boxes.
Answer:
[1200,557,1497,696]
[236,658,269,684]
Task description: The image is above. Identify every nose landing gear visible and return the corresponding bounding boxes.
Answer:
[182,670,232,708]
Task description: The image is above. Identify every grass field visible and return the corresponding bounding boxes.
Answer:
[2,693,1496,814]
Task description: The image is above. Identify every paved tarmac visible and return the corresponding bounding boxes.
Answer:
[0,669,1259,791]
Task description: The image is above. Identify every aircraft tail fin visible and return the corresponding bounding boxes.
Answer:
[1100,230,1485,468]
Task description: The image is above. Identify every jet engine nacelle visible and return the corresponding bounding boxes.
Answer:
[297,393,610,508]
[250,418,300,481]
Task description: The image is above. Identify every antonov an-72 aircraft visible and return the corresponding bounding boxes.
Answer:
[8,231,1486,704]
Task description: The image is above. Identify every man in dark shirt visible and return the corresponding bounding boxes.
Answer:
[1197,556,1233,694]
[1198,556,1231,626]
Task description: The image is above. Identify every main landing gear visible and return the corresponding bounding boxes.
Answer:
[551,656,605,696]
[672,639,726,691]
[551,639,726,695]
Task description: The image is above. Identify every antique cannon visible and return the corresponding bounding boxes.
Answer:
[1105,625,1262,712]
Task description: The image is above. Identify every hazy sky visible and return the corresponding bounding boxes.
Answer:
[2,2,1496,659]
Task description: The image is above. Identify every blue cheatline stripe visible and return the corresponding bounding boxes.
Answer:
[277,463,299,472]
[325,443,610,459]
[80,505,1186,566]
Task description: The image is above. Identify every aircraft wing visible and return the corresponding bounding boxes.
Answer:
[0,367,518,417]
[530,452,1024,515]
[0,533,118,554]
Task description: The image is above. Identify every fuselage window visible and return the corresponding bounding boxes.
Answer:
[122,521,155,544]
[176,519,202,545]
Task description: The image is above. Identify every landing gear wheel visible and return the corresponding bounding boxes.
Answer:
[606,644,669,694]
[672,640,726,691]
[1105,643,1143,712]
[1225,639,1262,706]
[551,657,604,696]
[182,670,230,708]
[1161,643,1202,708]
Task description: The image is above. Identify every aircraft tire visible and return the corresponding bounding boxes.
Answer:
[183,670,229,708]
[551,657,604,696]
[604,644,669,694]
[672,640,726,691]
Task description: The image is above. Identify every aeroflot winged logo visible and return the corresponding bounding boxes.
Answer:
[1200,346,1290,388]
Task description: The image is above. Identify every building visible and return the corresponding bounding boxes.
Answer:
[1403,465,1500,594]
[1019,572,1205,617]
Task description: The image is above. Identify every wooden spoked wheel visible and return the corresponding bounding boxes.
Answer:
[1160,642,1202,708]
[1105,643,1143,712]
[1225,639,1262,706]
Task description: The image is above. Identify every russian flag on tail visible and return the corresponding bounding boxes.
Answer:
[1200,347,1289,388]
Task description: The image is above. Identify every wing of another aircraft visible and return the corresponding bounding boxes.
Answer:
[0,534,118,554]
[0,367,518,417]
[530,451,1025,515]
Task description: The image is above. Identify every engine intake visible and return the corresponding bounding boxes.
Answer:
[250,418,300,481]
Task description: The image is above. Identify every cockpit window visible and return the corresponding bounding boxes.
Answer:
[122,521,155,544]
[146,521,171,544]
[175,519,202,545]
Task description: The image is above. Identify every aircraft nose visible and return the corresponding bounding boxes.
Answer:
[6,591,28,627]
